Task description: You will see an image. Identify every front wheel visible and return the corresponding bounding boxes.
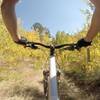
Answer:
[43,70,49,99]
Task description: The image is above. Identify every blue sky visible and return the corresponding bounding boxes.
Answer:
[16,0,89,35]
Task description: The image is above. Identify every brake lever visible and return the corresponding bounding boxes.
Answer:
[63,44,77,51]
[24,42,38,49]
[30,43,38,49]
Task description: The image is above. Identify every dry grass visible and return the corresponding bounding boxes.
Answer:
[0,59,100,100]
[0,59,44,100]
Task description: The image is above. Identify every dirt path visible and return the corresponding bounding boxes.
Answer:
[0,59,99,100]
[0,59,45,100]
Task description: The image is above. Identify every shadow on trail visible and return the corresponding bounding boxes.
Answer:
[9,85,44,100]
[63,71,100,100]
[58,75,84,100]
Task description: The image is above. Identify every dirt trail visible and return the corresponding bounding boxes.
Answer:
[0,59,44,100]
[0,59,99,100]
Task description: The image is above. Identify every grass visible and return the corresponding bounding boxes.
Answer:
[63,61,100,100]
[0,55,100,100]
[0,56,42,100]
[0,80,44,100]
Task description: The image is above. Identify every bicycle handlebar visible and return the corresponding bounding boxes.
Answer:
[25,41,77,51]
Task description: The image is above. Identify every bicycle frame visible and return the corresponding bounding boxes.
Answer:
[25,42,77,100]
[49,46,59,100]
